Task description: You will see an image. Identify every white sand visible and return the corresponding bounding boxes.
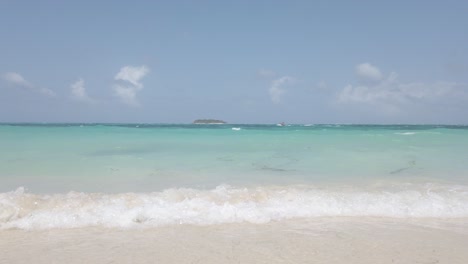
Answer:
[1,218,468,264]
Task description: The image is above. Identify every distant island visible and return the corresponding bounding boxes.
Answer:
[193,119,226,124]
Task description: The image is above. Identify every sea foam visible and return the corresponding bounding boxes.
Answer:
[395,132,417,135]
[1,184,468,230]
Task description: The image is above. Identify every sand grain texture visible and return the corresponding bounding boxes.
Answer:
[1,219,467,264]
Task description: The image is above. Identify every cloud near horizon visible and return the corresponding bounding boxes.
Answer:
[2,72,56,97]
[113,65,149,106]
[71,78,94,103]
[269,76,295,104]
[337,63,468,114]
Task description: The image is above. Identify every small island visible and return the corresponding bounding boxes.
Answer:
[193,119,227,124]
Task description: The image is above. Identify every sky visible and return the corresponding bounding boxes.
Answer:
[1,0,468,124]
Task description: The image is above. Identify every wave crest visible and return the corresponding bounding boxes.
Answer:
[1,184,468,230]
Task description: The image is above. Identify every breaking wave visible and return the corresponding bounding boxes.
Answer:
[1,184,468,230]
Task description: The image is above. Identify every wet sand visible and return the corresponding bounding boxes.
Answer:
[1,218,468,263]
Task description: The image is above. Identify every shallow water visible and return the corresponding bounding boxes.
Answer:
[2,124,468,191]
[1,124,468,230]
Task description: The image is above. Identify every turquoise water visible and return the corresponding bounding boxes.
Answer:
[1,124,468,192]
[1,124,468,229]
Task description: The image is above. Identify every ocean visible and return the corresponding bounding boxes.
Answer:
[1,124,468,263]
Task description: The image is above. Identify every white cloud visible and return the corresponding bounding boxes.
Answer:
[269,76,294,104]
[338,64,467,112]
[355,63,383,82]
[71,78,94,103]
[113,84,139,106]
[113,65,149,106]
[2,72,33,88]
[2,71,56,97]
[115,65,149,88]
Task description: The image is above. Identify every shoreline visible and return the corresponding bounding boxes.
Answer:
[1,218,467,263]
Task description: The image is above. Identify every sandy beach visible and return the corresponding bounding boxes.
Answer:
[2,218,467,264]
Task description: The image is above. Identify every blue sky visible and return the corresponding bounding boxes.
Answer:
[1,0,467,123]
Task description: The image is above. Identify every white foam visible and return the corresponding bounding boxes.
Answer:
[395,132,416,135]
[1,184,468,230]
[232,127,241,131]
